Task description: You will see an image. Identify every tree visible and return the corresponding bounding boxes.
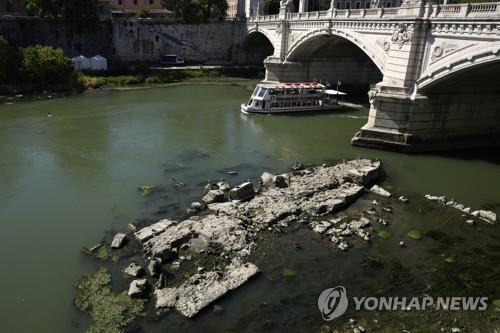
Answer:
[161,0,226,23]
[25,0,98,22]
[61,0,98,22]
[0,35,21,84]
[198,0,227,21]
[20,45,73,84]
[260,0,280,15]
[162,0,200,23]
[136,7,150,18]
[26,0,59,17]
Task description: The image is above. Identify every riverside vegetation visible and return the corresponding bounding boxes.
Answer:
[0,34,263,98]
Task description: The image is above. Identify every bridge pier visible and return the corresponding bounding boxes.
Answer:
[352,83,500,152]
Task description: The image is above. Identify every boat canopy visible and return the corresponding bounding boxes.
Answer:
[324,89,347,95]
[260,82,325,90]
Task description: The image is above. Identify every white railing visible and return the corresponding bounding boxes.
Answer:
[470,3,498,14]
[435,2,500,18]
[247,2,500,22]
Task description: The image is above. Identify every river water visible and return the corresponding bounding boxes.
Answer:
[0,84,499,333]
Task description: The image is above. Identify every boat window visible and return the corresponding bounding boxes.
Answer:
[252,87,260,97]
[258,88,267,97]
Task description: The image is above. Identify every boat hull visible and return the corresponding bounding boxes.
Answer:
[241,103,343,115]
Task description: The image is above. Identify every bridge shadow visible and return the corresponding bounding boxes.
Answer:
[429,146,500,165]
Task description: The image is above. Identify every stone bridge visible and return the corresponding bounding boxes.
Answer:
[242,0,500,152]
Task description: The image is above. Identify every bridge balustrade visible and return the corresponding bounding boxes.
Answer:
[247,1,500,22]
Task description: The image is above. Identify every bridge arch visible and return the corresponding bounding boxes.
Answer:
[282,28,384,92]
[418,44,500,90]
[238,29,276,65]
[286,28,386,74]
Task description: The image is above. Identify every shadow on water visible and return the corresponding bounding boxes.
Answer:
[430,146,500,165]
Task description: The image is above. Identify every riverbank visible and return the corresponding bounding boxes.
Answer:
[0,67,263,104]
[77,158,499,333]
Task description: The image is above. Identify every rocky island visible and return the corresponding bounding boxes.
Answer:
[76,158,498,333]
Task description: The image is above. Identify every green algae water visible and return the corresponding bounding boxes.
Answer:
[0,84,499,333]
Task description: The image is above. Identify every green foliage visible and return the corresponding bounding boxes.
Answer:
[161,0,227,23]
[0,35,21,84]
[136,7,150,18]
[20,45,73,84]
[260,0,280,15]
[26,0,98,22]
[74,268,144,333]
[78,67,263,89]
[61,0,98,22]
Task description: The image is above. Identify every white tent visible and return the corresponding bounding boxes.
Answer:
[90,55,108,71]
[71,55,91,71]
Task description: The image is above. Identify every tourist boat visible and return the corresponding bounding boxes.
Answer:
[241,82,346,115]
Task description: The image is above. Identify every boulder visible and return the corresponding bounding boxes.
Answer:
[217,181,231,192]
[134,219,176,243]
[338,242,349,251]
[110,233,127,249]
[478,210,497,224]
[347,162,380,185]
[292,162,304,171]
[190,201,205,211]
[204,183,218,193]
[148,258,161,278]
[424,194,447,204]
[370,185,391,197]
[124,263,144,277]
[260,172,274,187]
[310,221,332,234]
[202,190,225,204]
[229,182,255,201]
[273,174,289,188]
[128,279,148,298]
[155,260,259,317]
[398,195,409,203]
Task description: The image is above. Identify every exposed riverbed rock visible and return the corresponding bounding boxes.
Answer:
[260,172,274,187]
[144,214,252,259]
[128,279,148,298]
[229,182,255,201]
[478,210,497,224]
[134,219,176,243]
[425,194,497,224]
[202,190,225,204]
[190,201,205,212]
[370,185,391,198]
[155,259,259,317]
[148,258,161,278]
[273,174,289,188]
[124,263,144,277]
[111,233,127,249]
[132,159,383,318]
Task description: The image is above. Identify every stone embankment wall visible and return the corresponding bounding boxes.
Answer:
[0,17,113,57]
[0,17,249,64]
[112,19,248,63]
